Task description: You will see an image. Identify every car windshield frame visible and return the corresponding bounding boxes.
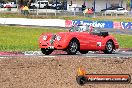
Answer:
[69,25,90,32]
[69,25,103,35]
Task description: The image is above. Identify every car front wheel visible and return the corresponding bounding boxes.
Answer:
[66,39,79,55]
[103,41,114,54]
[41,48,53,55]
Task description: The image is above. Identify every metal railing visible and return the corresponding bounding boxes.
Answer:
[0,8,131,17]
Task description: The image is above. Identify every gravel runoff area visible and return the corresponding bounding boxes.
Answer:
[0,56,132,88]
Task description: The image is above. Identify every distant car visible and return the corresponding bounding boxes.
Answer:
[0,3,3,8]
[39,25,119,55]
[101,7,128,14]
[3,2,16,8]
[30,0,49,9]
[50,2,63,10]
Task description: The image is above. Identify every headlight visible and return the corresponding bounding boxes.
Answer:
[56,35,61,41]
[43,35,47,40]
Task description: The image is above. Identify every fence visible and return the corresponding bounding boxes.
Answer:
[0,8,131,17]
[29,9,131,17]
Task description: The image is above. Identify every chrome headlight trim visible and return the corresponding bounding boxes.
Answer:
[56,35,61,41]
[43,35,47,40]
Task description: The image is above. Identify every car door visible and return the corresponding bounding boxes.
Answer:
[74,32,91,50]
[88,33,102,50]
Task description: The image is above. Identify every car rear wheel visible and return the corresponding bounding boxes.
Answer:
[66,39,79,55]
[76,76,87,85]
[79,50,88,54]
[41,48,53,55]
[103,41,114,54]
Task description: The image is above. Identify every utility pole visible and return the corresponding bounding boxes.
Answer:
[16,0,19,13]
[56,0,57,10]
[16,0,18,8]
[93,0,95,12]
[131,0,132,9]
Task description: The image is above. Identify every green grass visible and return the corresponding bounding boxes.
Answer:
[0,25,132,52]
[112,34,132,48]
[0,26,65,51]
[0,13,132,22]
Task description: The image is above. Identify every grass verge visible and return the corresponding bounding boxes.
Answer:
[0,13,132,22]
[112,34,132,48]
[0,25,131,51]
[0,26,65,51]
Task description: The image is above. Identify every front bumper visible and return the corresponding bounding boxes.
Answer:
[39,40,67,50]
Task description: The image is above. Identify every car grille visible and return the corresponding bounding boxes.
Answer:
[50,35,56,45]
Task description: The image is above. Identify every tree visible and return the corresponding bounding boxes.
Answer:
[0,0,15,2]
[127,0,130,7]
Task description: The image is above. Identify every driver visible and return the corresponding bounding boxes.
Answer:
[89,25,93,33]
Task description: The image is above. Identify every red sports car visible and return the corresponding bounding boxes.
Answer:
[39,25,119,55]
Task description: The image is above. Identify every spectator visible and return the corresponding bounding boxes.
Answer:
[82,5,86,11]
[20,5,24,14]
[87,8,93,14]
[89,25,93,33]
[83,8,93,14]
[22,5,29,16]
[69,0,72,6]
[91,7,94,11]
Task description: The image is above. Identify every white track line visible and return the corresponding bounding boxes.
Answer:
[38,55,56,58]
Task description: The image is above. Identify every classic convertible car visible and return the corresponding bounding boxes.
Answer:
[39,25,119,55]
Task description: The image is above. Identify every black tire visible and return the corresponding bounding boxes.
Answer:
[66,39,79,55]
[103,41,114,54]
[79,50,88,54]
[76,76,87,86]
[41,48,53,55]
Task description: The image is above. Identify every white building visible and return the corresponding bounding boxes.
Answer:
[67,0,127,12]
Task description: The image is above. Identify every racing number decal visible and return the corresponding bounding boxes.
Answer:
[97,42,101,47]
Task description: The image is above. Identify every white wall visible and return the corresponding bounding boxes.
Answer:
[0,18,65,27]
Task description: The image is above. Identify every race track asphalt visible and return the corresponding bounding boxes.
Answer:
[0,50,132,58]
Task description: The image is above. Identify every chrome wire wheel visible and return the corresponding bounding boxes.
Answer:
[70,41,78,52]
[107,41,113,52]
[66,39,79,55]
[103,41,114,54]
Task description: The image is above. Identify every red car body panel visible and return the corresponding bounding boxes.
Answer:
[39,31,119,51]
